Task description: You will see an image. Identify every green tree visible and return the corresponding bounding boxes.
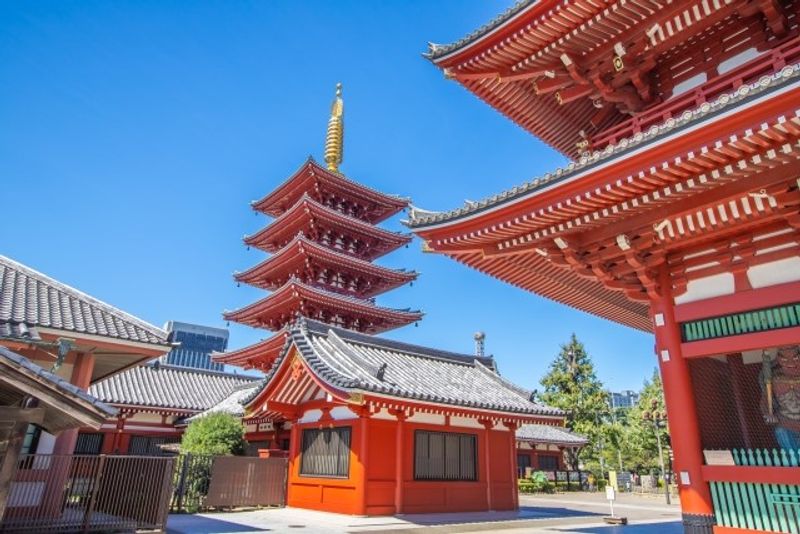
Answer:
[622,369,670,474]
[539,334,610,472]
[181,412,245,456]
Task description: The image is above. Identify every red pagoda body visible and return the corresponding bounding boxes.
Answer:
[217,85,422,371]
[411,2,800,533]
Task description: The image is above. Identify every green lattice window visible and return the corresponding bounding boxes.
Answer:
[681,303,800,342]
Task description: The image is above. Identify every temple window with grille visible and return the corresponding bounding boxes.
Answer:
[300,427,351,478]
[414,430,477,481]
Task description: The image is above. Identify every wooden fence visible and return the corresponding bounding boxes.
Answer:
[205,457,288,508]
[709,448,800,533]
[0,454,175,533]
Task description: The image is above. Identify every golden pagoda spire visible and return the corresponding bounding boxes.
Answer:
[324,83,344,172]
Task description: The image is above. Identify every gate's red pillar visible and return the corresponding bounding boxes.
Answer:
[652,266,714,533]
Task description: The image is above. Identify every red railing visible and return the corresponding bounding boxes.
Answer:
[591,35,800,150]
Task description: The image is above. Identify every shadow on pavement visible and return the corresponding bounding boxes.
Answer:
[167,514,272,533]
[399,505,602,526]
[564,521,682,533]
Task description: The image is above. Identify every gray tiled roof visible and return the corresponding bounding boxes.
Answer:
[0,255,169,346]
[406,65,800,228]
[0,346,116,418]
[425,0,536,60]
[0,322,40,341]
[185,383,260,423]
[516,424,588,446]
[90,363,259,412]
[246,318,562,417]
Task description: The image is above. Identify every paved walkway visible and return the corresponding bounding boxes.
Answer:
[166,492,682,533]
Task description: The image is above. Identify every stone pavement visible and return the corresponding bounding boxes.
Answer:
[166,492,682,533]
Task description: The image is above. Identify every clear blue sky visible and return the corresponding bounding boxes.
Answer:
[0,1,657,392]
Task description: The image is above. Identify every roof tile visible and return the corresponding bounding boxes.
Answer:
[0,255,168,346]
[89,364,259,411]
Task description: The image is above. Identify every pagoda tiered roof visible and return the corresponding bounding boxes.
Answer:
[213,330,288,369]
[224,279,422,334]
[244,194,412,260]
[225,87,421,371]
[235,234,417,298]
[251,158,408,223]
[427,0,797,158]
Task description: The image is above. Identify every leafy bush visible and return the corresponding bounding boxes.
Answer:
[518,471,554,493]
[181,413,245,456]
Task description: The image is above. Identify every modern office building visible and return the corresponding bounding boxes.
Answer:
[610,390,640,410]
[162,321,228,371]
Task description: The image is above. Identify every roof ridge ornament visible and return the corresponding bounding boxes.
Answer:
[324,83,344,173]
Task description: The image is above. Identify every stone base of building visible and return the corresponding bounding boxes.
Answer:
[682,513,715,534]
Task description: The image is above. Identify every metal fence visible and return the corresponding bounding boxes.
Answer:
[0,454,175,533]
[171,453,214,514]
[171,454,288,513]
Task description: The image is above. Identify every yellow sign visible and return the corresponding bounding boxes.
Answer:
[608,470,618,491]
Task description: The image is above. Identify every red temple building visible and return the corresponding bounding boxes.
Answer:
[0,255,172,456]
[410,2,800,533]
[216,84,422,371]
[209,85,583,516]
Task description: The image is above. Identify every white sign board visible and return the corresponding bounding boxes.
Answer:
[703,450,735,466]
[606,486,616,501]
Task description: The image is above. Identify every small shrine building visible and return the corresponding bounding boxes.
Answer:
[409,2,800,533]
[240,318,563,515]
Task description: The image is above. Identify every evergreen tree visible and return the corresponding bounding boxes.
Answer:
[622,369,670,474]
[539,334,610,472]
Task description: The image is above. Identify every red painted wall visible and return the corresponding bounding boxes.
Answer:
[287,419,362,515]
[287,415,519,516]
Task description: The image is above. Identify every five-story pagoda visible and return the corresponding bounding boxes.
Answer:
[217,84,422,370]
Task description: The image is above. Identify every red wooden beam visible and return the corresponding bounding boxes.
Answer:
[675,280,800,323]
[682,325,800,358]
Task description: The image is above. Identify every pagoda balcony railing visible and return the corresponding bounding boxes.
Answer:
[591,34,800,152]
[703,448,800,533]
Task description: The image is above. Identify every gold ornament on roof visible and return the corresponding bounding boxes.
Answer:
[324,83,344,172]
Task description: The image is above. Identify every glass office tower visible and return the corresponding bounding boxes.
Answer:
[161,321,228,371]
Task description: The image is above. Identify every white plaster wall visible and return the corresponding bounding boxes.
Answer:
[298,409,322,424]
[329,406,357,421]
[406,412,445,425]
[450,416,483,429]
[674,272,735,305]
[371,407,395,421]
[747,257,800,289]
[128,412,163,423]
[35,432,56,455]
